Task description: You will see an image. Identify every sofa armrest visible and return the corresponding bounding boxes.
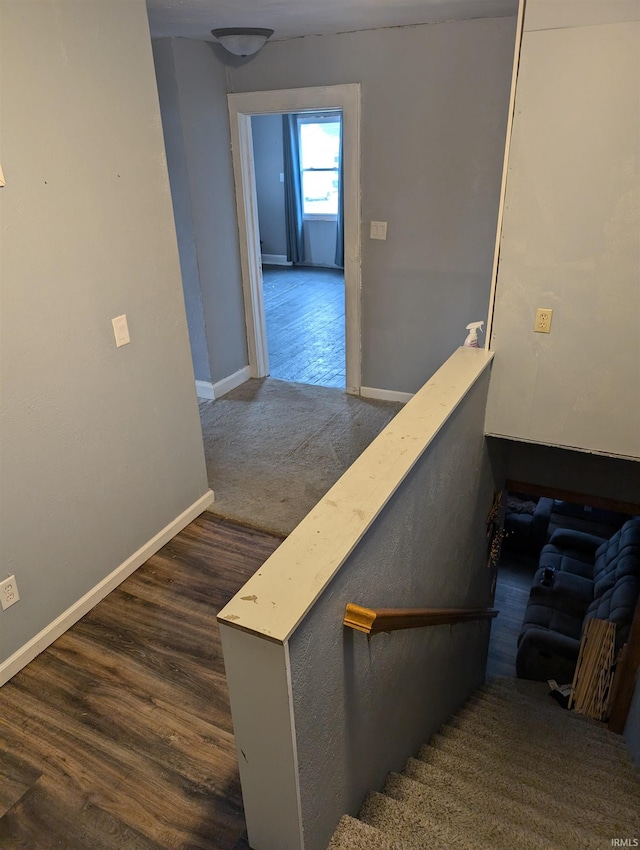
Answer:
[547,529,607,555]
[519,626,582,661]
[516,627,581,682]
[530,497,554,543]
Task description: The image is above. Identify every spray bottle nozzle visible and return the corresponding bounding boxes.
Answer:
[464,320,484,348]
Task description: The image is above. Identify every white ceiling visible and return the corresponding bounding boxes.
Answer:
[146,0,518,42]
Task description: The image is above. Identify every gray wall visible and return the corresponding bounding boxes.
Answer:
[228,18,517,392]
[487,438,640,507]
[0,1,209,664]
[302,219,340,269]
[153,38,248,385]
[485,7,640,458]
[252,114,288,258]
[153,39,211,383]
[289,367,497,849]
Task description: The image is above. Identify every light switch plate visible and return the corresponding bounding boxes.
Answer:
[112,314,130,347]
[370,221,387,240]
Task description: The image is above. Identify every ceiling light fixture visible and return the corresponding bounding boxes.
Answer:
[211,27,274,57]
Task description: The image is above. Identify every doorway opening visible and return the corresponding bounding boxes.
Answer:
[252,109,345,388]
[227,84,361,394]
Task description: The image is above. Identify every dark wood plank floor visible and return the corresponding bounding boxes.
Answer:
[0,514,283,850]
[0,511,534,849]
[262,265,345,388]
[486,549,537,680]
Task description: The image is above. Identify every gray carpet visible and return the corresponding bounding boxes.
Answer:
[199,378,403,536]
[327,677,640,850]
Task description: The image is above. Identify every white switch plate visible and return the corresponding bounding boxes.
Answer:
[370,221,387,240]
[112,314,130,347]
[279,172,284,183]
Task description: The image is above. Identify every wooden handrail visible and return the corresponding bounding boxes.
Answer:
[343,603,499,635]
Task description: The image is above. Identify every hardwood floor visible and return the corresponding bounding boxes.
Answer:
[0,514,283,850]
[262,265,345,388]
[0,511,535,849]
[486,548,538,680]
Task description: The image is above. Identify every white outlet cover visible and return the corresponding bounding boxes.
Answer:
[1,574,20,611]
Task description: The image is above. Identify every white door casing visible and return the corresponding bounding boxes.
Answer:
[227,84,362,394]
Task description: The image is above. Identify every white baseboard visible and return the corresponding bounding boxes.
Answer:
[213,366,251,399]
[0,490,215,687]
[360,386,414,404]
[195,380,215,400]
[262,254,291,266]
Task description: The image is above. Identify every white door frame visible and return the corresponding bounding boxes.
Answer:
[227,84,362,394]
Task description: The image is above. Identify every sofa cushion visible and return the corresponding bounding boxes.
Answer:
[539,529,608,579]
[515,518,640,682]
[585,575,640,645]
[518,572,589,644]
[591,518,640,600]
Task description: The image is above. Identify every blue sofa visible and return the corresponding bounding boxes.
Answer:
[516,518,640,682]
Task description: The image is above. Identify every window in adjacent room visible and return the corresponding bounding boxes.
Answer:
[297,112,342,218]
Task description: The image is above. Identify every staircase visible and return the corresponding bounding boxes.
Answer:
[327,678,640,850]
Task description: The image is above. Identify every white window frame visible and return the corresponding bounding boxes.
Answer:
[297,111,342,222]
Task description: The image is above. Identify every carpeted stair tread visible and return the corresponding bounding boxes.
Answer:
[457,688,630,746]
[403,756,636,840]
[412,743,640,827]
[421,730,640,809]
[479,679,630,747]
[381,772,572,850]
[326,677,640,850]
[359,791,483,850]
[326,814,407,850]
[445,693,639,770]
[436,716,640,784]
[467,685,630,749]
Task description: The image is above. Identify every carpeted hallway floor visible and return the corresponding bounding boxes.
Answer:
[199,378,404,536]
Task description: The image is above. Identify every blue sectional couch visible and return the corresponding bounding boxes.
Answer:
[516,518,640,683]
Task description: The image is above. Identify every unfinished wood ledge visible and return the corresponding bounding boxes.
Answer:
[344,603,499,635]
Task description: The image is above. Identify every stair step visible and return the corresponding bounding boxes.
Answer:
[326,814,407,850]
[418,730,638,808]
[403,756,635,842]
[465,684,630,749]
[478,680,630,747]
[417,737,640,825]
[383,771,584,850]
[457,690,628,745]
[325,676,640,850]
[434,717,640,786]
[359,791,480,850]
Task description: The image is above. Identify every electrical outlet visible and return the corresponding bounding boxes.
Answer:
[534,308,553,333]
[1,575,20,611]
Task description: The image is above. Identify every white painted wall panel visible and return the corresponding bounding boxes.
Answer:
[486,16,640,458]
